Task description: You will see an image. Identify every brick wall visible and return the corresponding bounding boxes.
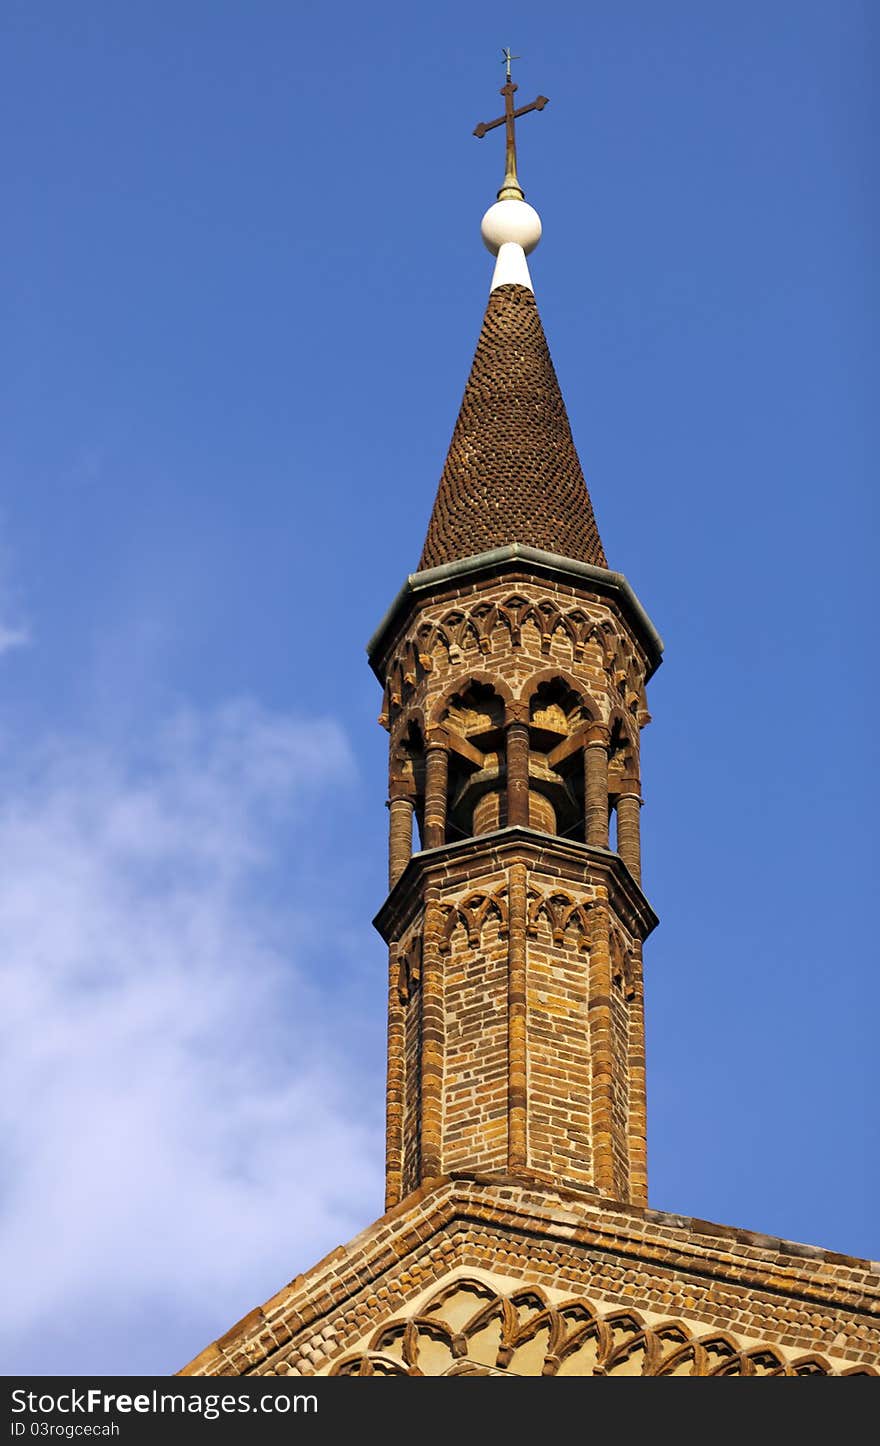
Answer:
[378,564,655,1211]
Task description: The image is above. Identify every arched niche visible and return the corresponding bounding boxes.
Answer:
[523,675,596,841]
[438,681,508,845]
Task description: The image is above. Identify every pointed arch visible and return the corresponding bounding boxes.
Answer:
[326,1281,865,1377]
[519,667,602,722]
[469,601,498,655]
[428,670,514,726]
[585,618,618,667]
[439,890,509,953]
[495,595,533,647]
[606,704,639,763]
[526,888,593,949]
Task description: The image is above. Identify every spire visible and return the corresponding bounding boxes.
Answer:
[419,104,607,568]
[419,60,606,572]
[419,283,607,569]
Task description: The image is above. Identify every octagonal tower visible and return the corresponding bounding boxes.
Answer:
[369,191,662,1211]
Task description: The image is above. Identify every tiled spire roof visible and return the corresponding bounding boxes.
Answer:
[419,283,607,571]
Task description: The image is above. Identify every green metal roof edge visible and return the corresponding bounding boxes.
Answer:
[366,543,663,679]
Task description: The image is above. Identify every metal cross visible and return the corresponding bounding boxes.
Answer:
[473,54,549,201]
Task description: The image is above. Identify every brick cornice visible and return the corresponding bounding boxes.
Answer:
[178,1176,880,1377]
[373,826,659,946]
[366,545,663,684]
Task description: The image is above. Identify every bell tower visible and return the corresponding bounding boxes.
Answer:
[368,78,662,1213]
[182,66,880,1383]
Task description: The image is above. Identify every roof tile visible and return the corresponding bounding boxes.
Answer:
[419,283,607,570]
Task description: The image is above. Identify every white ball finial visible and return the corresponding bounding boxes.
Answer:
[480,198,542,293]
[481,199,542,256]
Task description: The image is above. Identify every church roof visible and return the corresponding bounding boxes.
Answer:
[418,282,608,572]
[179,1176,880,1377]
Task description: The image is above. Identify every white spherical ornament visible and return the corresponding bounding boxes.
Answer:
[481,199,542,257]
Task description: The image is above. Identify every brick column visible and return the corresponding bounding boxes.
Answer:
[384,946,405,1209]
[423,736,448,849]
[627,942,648,1208]
[506,705,530,828]
[616,783,642,883]
[507,861,528,1170]
[584,724,610,848]
[588,900,616,1197]
[420,890,444,1181]
[387,793,414,888]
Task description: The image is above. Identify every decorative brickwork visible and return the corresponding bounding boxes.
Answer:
[375,539,655,1210]
[419,285,607,571]
[179,1181,880,1377]
[330,1277,868,1376]
[180,177,877,1382]
[376,832,653,1204]
[377,575,650,766]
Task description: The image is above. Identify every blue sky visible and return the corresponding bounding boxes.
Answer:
[1,1,876,1375]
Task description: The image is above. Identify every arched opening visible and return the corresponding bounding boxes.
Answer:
[440,682,506,844]
[526,677,593,840]
[607,715,640,875]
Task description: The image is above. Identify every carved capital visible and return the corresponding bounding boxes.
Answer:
[504,701,530,726]
[388,777,417,802]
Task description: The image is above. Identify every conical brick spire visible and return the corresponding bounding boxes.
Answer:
[419,282,607,571]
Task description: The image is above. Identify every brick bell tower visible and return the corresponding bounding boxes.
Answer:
[183,70,880,1380]
[367,87,662,1214]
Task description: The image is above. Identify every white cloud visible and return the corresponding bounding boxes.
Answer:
[0,699,385,1375]
[0,622,29,654]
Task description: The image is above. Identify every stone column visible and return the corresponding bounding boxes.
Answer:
[423,736,449,849]
[507,861,528,1170]
[584,724,610,848]
[616,783,642,883]
[506,705,530,828]
[387,792,414,889]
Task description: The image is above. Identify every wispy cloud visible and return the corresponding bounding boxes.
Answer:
[0,699,384,1375]
[0,523,31,656]
[0,621,30,654]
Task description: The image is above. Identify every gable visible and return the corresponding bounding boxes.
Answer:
[180,1179,880,1377]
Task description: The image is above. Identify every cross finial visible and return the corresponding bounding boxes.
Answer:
[473,55,549,202]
